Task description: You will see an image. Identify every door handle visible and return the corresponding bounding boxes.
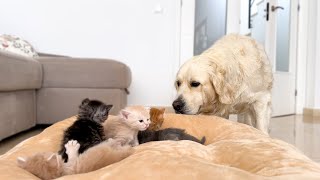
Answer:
[271,6,284,12]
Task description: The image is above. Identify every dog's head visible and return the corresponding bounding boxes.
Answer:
[172,56,240,115]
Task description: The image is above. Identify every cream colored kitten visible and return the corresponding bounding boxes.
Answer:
[17,152,63,180]
[103,106,151,146]
[17,139,133,179]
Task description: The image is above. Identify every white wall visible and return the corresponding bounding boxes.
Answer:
[0,0,181,106]
[296,0,320,111]
[305,0,320,109]
[305,0,317,108]
[315,0,320,108]
[226,0,240,34]
[179,0,195,66]
[295,0,308,113]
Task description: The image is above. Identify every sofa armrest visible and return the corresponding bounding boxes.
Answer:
[0,50,42,91]
[36,56,131,89]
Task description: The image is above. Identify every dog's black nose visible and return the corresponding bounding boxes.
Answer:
[172,98,185,112]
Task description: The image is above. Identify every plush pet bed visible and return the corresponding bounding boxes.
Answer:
[0,114,320,180]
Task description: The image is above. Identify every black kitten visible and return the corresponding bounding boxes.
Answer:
[58,98,113,162]
[138,128,206,144]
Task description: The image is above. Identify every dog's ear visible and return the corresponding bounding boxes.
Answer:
[209,64,242,105]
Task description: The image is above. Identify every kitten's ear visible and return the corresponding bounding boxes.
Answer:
[120,109,131,119]
[94,104,113,123]
[47,154,58,167]
[157,108,165,119]
[99,104,113,116]
[145,107,151,111]
[81,98,90,105]
[105,105,113,112]
[159,108,166,113]
[17,157,27,167]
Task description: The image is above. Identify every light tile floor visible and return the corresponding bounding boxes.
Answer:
[269,115,320,163]
[0,115,319,163]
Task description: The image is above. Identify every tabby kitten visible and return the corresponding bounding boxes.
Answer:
[103,106,151,147]
[138,128,206,144]
[59,98,113,162]
[17,139,133,180]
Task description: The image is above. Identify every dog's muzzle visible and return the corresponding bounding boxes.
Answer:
[172,96,186,114]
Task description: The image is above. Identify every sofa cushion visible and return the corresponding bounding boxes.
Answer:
[37,57,131,89]
[0,50,42,91]
[36,88,127,124]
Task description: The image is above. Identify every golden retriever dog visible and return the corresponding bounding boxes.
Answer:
[172,34,273,134]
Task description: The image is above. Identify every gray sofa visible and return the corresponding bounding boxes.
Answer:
[0,50,131,140]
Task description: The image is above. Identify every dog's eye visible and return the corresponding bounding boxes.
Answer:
[176,81,181,87]
[191,81,200,87]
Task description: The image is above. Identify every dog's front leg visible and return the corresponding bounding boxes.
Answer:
[237,111,255,127]
[252,96,271,135]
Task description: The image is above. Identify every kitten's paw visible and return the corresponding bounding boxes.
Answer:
[65,140,80,155]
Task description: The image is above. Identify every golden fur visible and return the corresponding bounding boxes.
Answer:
[174,34,273,134]
[17,139,133,179]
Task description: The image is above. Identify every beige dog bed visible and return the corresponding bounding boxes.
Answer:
[0,114,320,179]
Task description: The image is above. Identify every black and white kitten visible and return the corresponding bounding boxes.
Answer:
[58,98,113,162]
[138,128,206,145]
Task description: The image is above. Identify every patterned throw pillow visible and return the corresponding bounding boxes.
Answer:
[0,34,38,57]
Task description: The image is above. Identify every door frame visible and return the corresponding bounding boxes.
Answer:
[268,0,299,116]
[294,0,306,114]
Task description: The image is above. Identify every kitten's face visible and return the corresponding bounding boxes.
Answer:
[120,107,151,131]
[79,98,113,123]
[17,153,63,180]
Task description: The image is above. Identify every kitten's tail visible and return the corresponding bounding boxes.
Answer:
[200,136,206,145]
